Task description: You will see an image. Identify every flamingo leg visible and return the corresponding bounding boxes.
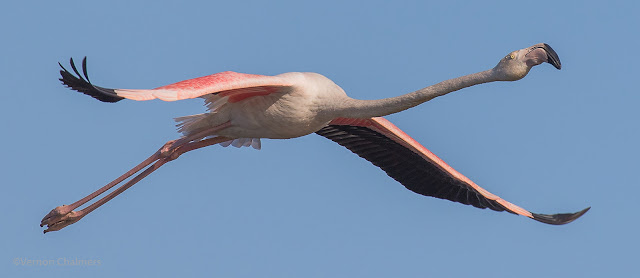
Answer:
[40,135,233,233]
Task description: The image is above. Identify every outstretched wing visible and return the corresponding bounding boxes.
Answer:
[316,117,589,225]
[58,57,293,103]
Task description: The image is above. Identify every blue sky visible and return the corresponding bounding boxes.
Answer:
[2,0,638,277]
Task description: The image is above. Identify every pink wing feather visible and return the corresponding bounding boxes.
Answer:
[58,58,293,103]
[115,71,292,102]
[318,117,590,225]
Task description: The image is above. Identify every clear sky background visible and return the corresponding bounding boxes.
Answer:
[2,0,638,277]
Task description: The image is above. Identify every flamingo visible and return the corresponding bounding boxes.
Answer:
[41,43,590,233]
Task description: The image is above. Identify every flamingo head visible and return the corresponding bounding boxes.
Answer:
[492,43,562,81]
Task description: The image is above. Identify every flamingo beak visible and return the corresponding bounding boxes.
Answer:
[524,43,562,70]
[539,43,562,70]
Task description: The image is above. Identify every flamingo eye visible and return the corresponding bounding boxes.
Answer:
[509,53,516,59]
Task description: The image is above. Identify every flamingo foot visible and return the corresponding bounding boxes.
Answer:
[40,205,85,233]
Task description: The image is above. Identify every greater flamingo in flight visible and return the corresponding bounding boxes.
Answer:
[41,43,589,233]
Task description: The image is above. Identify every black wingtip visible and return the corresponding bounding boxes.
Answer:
[58,57,125,103]
[531,206,590,225]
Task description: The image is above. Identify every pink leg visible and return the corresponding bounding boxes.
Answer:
[80,136,233,216]
[39,148,164,225]
[41,130,233,233]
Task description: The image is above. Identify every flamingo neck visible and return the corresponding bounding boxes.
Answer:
[336,69,499,119]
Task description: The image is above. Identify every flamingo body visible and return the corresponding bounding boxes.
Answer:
[119,71,348,140]
[41,44,589,233]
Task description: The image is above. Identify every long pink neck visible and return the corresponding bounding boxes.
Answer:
[335,69,498,119]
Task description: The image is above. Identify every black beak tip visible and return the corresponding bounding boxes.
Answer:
[542,43,562,70]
